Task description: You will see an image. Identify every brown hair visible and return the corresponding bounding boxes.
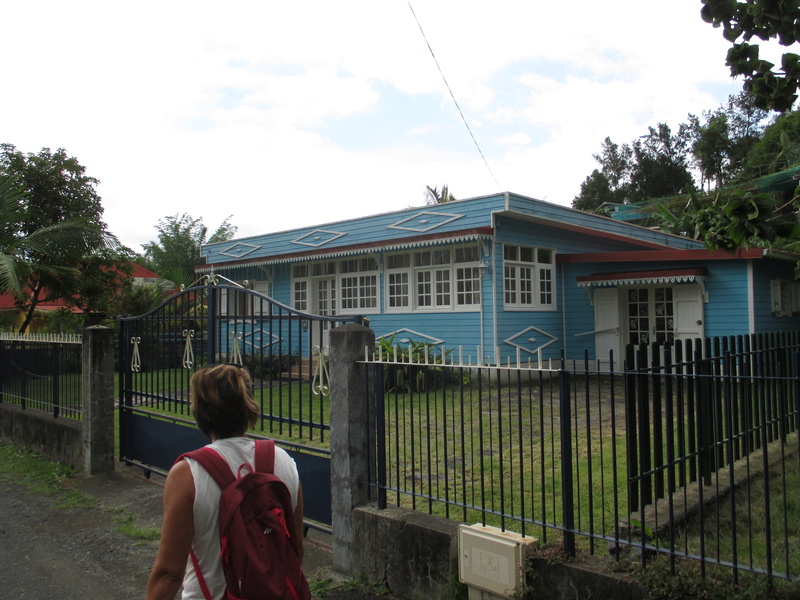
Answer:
[189,364,259,439]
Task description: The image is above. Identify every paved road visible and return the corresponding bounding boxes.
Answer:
[0,475,158,599]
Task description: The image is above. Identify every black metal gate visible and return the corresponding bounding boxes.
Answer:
[117,276,362,530]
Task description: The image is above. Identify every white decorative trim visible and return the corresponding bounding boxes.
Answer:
[292,229,347,247]
[503,326,558,355]
[197,232,492,273]
[577,274,706,288]
[220,242,261,259]
[377,328,444,346]
[388,211,464,232]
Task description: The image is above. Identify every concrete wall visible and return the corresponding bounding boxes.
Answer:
[0,326,115,475]
[0,402,83,469]
[351,504,460,599]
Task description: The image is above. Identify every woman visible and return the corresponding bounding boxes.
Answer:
[146,364,304,600]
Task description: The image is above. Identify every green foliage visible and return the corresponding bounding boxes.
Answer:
[701,0,800,112]
[425,184,457,205]
[375,333,453,392]
[0,145,130,333]
[0,442,76,496]
[740,109,800,179]
[114,512,162,541]
[107,282,170,319]
[141,213,237,287]
[695,189,800,251]
[636,556,794,600]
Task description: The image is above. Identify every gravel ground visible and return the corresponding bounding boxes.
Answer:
[0,465,397,600]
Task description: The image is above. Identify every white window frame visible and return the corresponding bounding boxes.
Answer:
[503,244,556,311]
[385,244,482,313]
[291,256,380,316]
[771,279,800,317]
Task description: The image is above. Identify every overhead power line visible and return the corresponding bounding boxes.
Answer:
[405,0,502,191]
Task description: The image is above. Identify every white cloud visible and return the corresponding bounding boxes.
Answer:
[0,0,793,252]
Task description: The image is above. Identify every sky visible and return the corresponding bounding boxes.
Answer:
[1,1,793,252]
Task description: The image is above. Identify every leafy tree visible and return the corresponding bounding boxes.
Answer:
[141,213,237,288]
[739,108,800,178]
[687,111,732,190]
[0,146,127,333]
[572,170,615,211]
[594,137,633,197]
[424,185,456,205]
[573,138,633,209]
[701,0,800,112]
[629,124,696,200]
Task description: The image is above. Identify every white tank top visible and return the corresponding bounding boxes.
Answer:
[180,437,300,600]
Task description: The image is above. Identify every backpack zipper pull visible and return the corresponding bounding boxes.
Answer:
[274,508,291,538]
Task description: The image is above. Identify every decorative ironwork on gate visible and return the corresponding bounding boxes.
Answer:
[116,275,363,529]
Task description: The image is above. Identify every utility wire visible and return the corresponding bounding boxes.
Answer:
[405,0,502,191]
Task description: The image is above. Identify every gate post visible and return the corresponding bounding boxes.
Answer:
[329,323,376,575]
[82,325,115,475]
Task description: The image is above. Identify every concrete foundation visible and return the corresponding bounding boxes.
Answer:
[0,402,83,469]
[351,503,460,599]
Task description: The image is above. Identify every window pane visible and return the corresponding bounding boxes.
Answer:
[520,267,533,304]
[416,271,432,306]
[455,246,480,263]
[293,281,308,310]
[520,247,534,263]
[457,267,481,305]
[539,269,553,305]
[293,265,308,278]
[537,249,552,264]
[340,259,357,274]
[360,257,378,271]
[414,251,431,267]
[359,275,377,309]
[504,266,517,304]
[434,269,450,306]
[340,276,358,309]
[504,245,518,261]
[432,249,450,265]
[387,254,410,269]
[388,272,409,308]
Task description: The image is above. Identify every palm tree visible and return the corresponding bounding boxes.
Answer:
[0,174,119,333]
[424,185,457,205]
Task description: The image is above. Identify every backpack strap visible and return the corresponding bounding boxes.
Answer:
[177,447,236,489]
[254,439,275,475]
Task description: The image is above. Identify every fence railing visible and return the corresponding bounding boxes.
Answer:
[363,335,800,587]
[0,334,83,419]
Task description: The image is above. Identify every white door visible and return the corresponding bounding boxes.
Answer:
[593,287,621,370]
[311,277,337,348]
[673,284,704,341]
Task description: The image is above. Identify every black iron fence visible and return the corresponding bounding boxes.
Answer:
[364,332,800,586]
[0,333,83,419]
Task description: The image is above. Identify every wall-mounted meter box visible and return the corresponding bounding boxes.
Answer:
[458,524,538,599]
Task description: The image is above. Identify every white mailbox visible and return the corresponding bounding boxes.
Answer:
[458,524,538,599]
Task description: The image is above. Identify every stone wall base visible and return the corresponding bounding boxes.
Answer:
[0,403,82,470]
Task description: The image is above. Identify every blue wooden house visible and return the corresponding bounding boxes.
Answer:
[199,192,800,366]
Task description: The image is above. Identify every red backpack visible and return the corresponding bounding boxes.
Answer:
[179,440,311,600]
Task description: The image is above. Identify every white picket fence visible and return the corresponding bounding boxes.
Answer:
[0,332,82,345]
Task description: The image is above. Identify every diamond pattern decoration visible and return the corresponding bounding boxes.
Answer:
[243,328,282,350]
[503,326,558,355]
[292,229,347,247]
[220,242,261,259]
[377,328,444,346]
[388,211,464,233]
